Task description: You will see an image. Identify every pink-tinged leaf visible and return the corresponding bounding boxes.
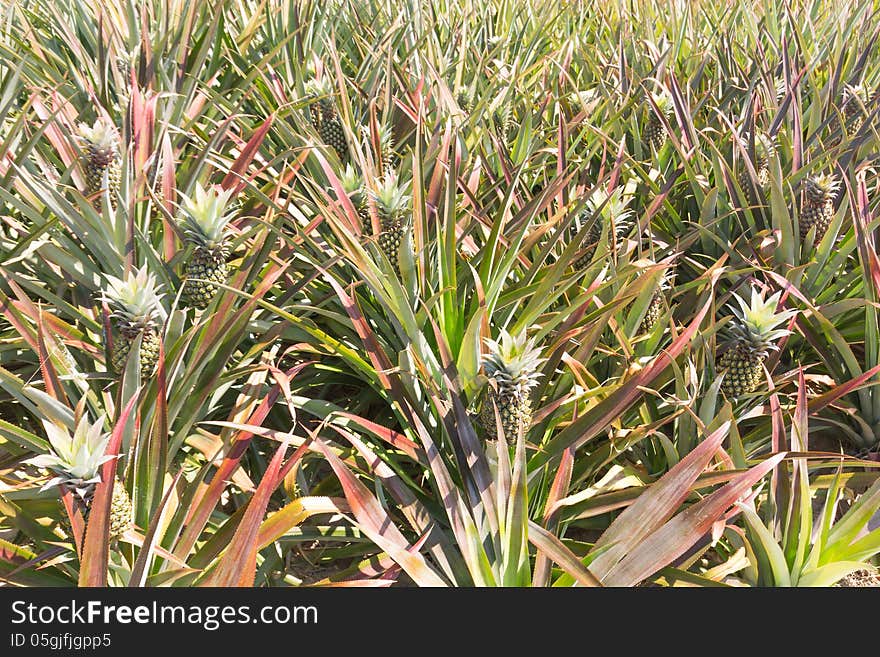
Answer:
[602,452,786,586]
[175,373,289,558]
[853,173,880,296]
[159,132,177,259]
[222,114,275,193]
[527,521,601,587]
[333,412,423,462]
[312,438,447,587]
[809,363,880,413]
[588,420,731,579]
[122,528,190,570]
[130,88,157,187]
[36,317,66,406]
[311,148,362,236]
[59,488,86,558]
[257,497,349,549]
[328,424,462,582]
[533,447,574,587]
[793,368,808,452]
[202,439,290,587]
[78,393,139,587]
[128,470,184,587]
[533,285,715,467]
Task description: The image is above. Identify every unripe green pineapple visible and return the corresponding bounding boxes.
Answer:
[738,131,776,191]
[479,330,545,443]
[179,183,236,309]
[103,266,166,377]
[372,173,412,277]
[842,84,871,135]
[78,119,121,210]
[26,413,132,547]
[717,287,795,397]
[340,164,372,235]
[493,102,514,140]
[306,77,348,161]
[640,289,664,333]
[377,124,399,178]
[457,88,474,114]
[569,186,634,269]
[624,265,672,334]
[643,90,673,152]
[799,173,841,243]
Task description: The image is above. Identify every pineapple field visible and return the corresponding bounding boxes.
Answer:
[1,0,880,589]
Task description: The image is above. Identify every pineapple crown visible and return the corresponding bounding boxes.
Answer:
[647,89,673,115]
[179,183,236,250]
[377,123,395,151]
[725,287,796,354]
[340,163,365,197]
[77,118,119,150]
[26,414,114,501]
[581,185,634,236]
[102,265,166,331]
[842,83,869,106]
[371,172,411,219]
[305,76,334,101]
[773,76,787,102]
[803,172,841,202]
[739,131,776,160]
[481,329,546,398]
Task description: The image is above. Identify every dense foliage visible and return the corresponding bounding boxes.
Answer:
[1,0,879,587]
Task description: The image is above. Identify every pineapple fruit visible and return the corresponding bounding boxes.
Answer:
[842,84,871,135]
[643,90,673,152]
[479,330,545,444]
[180,183,236,309]
[26,413,132,546]
[78,119,121,210]
[569,186,634,269]
[738,131,776,191]
[103,266,166,376]
[631,269,671,334]
[799,173,840,243]
[372,173,412,277]
[377,124,399,178]
[717,287,795,397]
[341,164,372,235]
[306,77,348,161]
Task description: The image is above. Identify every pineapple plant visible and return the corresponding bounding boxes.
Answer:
[643,90,673,152]
[340,164,372,236]
[799,173,841,242]
[569,185,634,269]
[479,330,545,443]
[26,413,132,546]
[306,76,348,161]
[717,287,796,397]
[372,172,412,277]
[103,266,166,376]
[77,119,121,210]
[738,131,776,191]
[180,183,236,309]
[842,84,871,135]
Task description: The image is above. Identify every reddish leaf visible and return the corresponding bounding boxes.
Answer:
[602,452,786,586]
[222,114,275,193]
[528,521,601,587]
[202,439,290,587]
[77,393,139,587]
[589,420,731,578]
[312,438,447,586]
